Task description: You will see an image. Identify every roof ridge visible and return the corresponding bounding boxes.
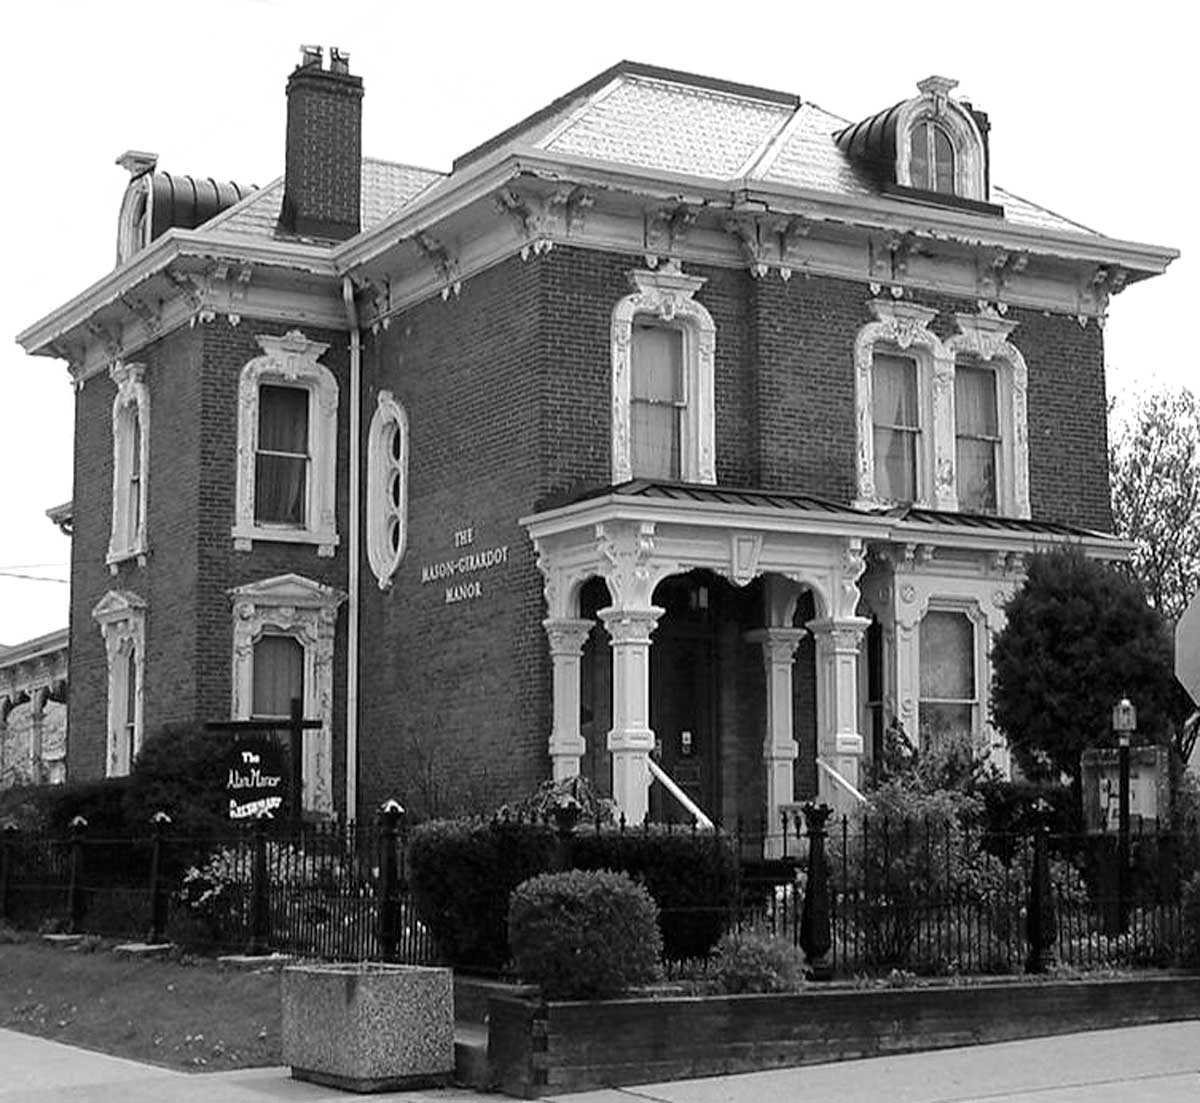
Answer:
[363,155,445,177]
[992,185,1100,236]
[198,176,279,231]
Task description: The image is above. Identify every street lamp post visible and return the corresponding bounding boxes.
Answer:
[1112,696,1137,933]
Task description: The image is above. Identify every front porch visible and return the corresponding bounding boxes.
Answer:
[524,482,888,849]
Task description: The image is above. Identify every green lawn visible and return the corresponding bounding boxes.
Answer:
[0,931,281,1071]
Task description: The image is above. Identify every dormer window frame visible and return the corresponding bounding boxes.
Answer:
[894,78,987,203]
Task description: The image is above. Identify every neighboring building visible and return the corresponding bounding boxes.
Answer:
[16,51,1176,845]
[0,628,69,787]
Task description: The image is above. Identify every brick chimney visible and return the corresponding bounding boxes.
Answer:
[279,45,363,241]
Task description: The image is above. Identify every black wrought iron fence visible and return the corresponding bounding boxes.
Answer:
[0,811,439,964]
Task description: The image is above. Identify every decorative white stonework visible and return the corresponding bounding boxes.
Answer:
[895,77,987,202]
[232,331,339,556]
[854,300,946,509]
[855,301,1030,518]
[945,310,1030,519]
[611,264,716,485]
[365,390,409,590]
[543,617,597,782]
[745,626,806,858]
[229,574,346,814]
[92,589,147,777]
[107,361,149,569]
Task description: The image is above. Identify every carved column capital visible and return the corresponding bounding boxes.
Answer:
[542,617,594,657]
[598,605,664,646]
[745,627,807,668]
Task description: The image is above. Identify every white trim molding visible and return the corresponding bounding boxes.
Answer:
[92,589,147,777]
[107,361,150,569]
[229,573,347,815]
[232,330,340,556]
[365,390,409,590]
[945,310,1030,519]
[611,263,716,485]
[853,300,950,510]
[894,77,987,202]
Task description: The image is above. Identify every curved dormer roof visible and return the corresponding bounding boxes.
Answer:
[115,151,254,264]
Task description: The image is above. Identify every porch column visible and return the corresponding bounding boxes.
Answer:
[543,618,594,782]
[30,687,49,785]
[808,617,871,797]
[599,605,663,825]
[745,627,806,858]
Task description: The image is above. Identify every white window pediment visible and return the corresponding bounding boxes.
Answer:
[366,390,409,590]
[92,589,146,777]
[855,302,1029,520]
[232,330,339,556]
[612,264,716,485]
[108,361,149,570]
[229,573,346,815]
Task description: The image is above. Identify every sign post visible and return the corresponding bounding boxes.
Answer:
[207,698,322,821]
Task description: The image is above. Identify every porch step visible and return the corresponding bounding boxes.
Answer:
[454,1023,491,1091]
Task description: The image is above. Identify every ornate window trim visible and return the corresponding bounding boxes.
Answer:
[232,331,339,556]
[365,390,409,590]
[894,77,986,201]
[945,311,1030,519]
[229,574,346,814]
[915,597,989,750]
[92,589,146,777]
[611,264,716,485]
[853,300,953,510]
[107,361,149,569]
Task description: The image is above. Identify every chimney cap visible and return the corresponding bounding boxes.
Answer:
[299,44,323,69]
[329,47,350,75]
[116,150,159,178]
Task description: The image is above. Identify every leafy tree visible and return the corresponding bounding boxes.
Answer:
[1110,387,1200,623]
[991,549,1179,789]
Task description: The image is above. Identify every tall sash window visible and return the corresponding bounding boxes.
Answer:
[872,353,920,502]
[255,385,309,526]
[630,323,685,480]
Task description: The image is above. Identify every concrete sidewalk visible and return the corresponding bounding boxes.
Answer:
[1,1021,1197,1102]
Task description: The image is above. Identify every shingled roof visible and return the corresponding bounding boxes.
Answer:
[193,62,1098,244]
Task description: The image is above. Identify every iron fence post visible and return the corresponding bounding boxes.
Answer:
[147,811,171,944]
[378,799,405,962]
[67,815,87,934]
[551,795,581,872]
[0,823,17,921]
[248,810,271,956]
[799,802,834,981]
[1025,808,1057,973]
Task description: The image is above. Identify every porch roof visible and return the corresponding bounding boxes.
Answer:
[523,479,1130,558]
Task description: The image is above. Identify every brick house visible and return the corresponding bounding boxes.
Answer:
[16,51,1177,844]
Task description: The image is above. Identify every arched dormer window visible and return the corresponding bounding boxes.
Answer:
[366,390,409,589]
[611,264,716,485]
[896,77,986,202]
[108,361,149,569]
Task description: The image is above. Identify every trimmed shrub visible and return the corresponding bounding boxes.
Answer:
[43,778,132,837]
[409,819,557,971]
[509,869,662,999]
[1182,873,1200,967]
[707,929,806,994]
[571,827,737,960]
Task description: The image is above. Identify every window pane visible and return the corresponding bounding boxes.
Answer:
[919,611,974,699]
[919,703,973,753]
[955,365,997,436]
[259,385,309,454]
[124,649,138,746]
[255,455,306,524]
[873,354,918,427]
[631,400,679,479]
[911,123,930,190]
[130,413,142,477]
[957,437,997,513]
[932,124,954,193]
[252,635,304,719]
[874,427,916,501]
[632,325,683,403]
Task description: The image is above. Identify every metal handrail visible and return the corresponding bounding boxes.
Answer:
[647,757,715,829]
[816,756,867,805]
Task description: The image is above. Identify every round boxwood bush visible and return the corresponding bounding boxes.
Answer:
[707,929,806,994]
[508,869,663,999]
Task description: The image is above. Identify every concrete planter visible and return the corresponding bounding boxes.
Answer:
[282,962,453,1093]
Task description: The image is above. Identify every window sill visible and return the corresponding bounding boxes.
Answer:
[106,545,147,574]
[232,524,338,557]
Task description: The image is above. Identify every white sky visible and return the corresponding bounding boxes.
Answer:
[0,0,1194,645]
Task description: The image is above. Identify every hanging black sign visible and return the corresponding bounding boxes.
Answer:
[225,741,287,820]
